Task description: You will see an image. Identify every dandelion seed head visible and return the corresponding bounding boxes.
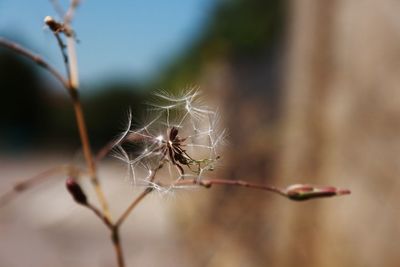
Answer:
[115,87,225,190]
[156,135,163,142]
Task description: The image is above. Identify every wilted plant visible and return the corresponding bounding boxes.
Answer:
[0,1,350,267]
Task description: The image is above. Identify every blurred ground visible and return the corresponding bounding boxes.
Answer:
[0,154,195,267]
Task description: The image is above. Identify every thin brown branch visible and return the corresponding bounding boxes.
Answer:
[85,202,125,267]
[86,203,113,229]
[169,178,351,201]
[0,165,72,208]
[66,36,79,88]
[115,187,153,228]
[95,139,117,162]
[171,178,287,196]
[46,0,111,220]
[74,200,123,267]
[49,0,66,18]
[114,161,164,227]
[64,0,80,25]
[0,37,69,88]
[111,228,125,267]
[71,97,111,220]
[66,178,123,267]
[53,32,71,81]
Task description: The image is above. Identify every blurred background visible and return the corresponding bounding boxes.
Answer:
[1,0,400,266]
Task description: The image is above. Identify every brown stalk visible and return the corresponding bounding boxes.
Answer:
[107,162,164,267]
[47,0,111,220]
[0,37,69,88]
[53,32,71,81]
[76,201,125,267]
[115,187,154,228]
[49,0,65,18]
[111,228,125,267]
[108,186,155,267]
[172,178,287,197]
[64,0,80,25]
[0,11,112,221]
[77,187,155,267]
[70,94,111,219]
[0,165,73,208]
[0,132,124,209]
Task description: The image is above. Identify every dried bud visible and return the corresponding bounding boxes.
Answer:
[66,177,88,205]
[285,184,351,201]
[44,16,64,33]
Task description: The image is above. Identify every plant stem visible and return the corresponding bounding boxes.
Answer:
[63,33,111,220]
[71,88,111,219]
[82,203,124,267]
[115,188,153,228]
[111,228,125,267]
[66,36,79,89]
[115,162,164,227]
[0,165,72,208]
[0,37,69,88]
[169,178,287,197]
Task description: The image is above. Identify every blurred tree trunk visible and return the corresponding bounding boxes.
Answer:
[274,0,400,266]
[174,1,400,266]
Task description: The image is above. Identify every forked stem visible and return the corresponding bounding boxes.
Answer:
[0,36,111,219]
[115,188,154,228]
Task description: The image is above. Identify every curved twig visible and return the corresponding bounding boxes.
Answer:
[0,37,69,89]
[0,165,74,208]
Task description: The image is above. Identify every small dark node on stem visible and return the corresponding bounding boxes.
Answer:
[66,177,88,205]
[44,16,64,33]
[111,228,120,243]
[44,16,73,37]
[13,183,28,192]
[69,86,79,99]
[145,187,155,194]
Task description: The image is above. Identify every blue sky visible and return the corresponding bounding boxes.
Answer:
[0,0,215,87]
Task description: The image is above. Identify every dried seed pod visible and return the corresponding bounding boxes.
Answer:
[44,16,64,33]
[285,184,351,201]
[66,177,88,205]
